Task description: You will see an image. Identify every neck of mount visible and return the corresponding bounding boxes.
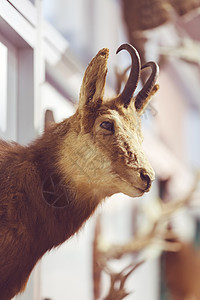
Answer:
[31,123,104,248]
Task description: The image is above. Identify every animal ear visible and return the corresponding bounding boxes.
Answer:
[137,84,159,115]
[44,109,55,131]
[79,48,109,109]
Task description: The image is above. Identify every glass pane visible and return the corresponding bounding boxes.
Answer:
[0,42,8,133]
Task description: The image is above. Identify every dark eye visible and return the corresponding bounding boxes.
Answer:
[100,121,114,132]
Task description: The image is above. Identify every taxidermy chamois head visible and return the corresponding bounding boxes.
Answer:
[0,43,159,299]
[74,43,158,198]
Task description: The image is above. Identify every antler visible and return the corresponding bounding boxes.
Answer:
[103,260,144,300]
[135,61,159,111]
[116,43,141,107]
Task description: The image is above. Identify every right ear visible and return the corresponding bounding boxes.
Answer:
[78,48,109,110]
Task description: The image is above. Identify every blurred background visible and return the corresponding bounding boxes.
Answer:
[0,0,200,299]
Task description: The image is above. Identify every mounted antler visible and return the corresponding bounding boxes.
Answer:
[103,261,144,300]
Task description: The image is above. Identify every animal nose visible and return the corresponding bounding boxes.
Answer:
[140,170,151,191]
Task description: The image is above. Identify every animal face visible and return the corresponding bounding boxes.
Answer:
[90,101,155,197]
[60,44,159,199]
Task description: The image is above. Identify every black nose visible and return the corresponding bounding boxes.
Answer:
[140,170,151,190]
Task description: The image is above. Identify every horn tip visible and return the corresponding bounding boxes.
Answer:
[116,43,132,55]
[116,43,140,62]
[142,61,159,75]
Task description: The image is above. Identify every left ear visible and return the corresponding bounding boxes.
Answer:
[136,84,159,115]
[78,48,109,110]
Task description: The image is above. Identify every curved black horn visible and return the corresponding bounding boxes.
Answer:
[135,62,159,111]
[116,43,141,107]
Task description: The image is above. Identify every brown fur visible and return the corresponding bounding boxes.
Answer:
[0,47,157,299]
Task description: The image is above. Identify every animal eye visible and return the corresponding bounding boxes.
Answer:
[100,121,114,132]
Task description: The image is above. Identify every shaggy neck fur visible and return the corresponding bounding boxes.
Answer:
[0,117,103,300]
[32,116,103,243]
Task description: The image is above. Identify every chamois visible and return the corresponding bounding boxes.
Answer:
[0,43,159,299]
